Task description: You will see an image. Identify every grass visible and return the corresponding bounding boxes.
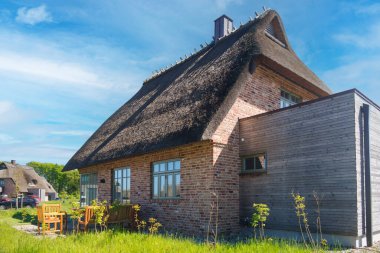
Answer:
[0,207,322,253]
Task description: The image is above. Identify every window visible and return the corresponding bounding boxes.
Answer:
[0,179,4,187]
[242,153,267,172]
[152,160,180,199]
[80,173,98,206]
[280,90,301,108]
[112,167,130,204]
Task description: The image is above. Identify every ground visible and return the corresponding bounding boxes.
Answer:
[0,203,378,253]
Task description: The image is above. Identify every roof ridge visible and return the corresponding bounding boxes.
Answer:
[143,9,271,85]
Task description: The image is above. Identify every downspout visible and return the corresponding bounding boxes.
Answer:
[362,104,373,247]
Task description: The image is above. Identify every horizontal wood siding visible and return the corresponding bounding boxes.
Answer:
[354,94,380,237]
[239,92,358,235]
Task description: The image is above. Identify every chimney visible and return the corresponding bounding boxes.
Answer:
[11,160,16,165]
[214,15,233,42]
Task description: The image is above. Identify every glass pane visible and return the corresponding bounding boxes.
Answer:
[160,175,166,197]
[122,169,126,178]
[255,154,266,170]
[244,157,255,170]
[168,162,174,171]
[153,176,158,198]
[127,177,130,200]
[122,178,127,191]
[175,174,180,197]
[153,164,159,173]
[167,174,173,197]
[117,169,122,178]
[174,161,180,171]
[159,163,166,172]
[115,179,121,201]
[127,168,131,177]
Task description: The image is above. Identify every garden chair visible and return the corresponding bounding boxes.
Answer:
[78,206,97,231]
[37,204,64,235]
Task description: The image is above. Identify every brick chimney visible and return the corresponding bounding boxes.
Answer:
[214,15,233,42]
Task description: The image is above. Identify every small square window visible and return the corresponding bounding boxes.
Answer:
[242,153,267,172]
[280,90,301,108]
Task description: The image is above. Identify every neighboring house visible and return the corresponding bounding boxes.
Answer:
[63,10,380,247]
[0,160,58,200]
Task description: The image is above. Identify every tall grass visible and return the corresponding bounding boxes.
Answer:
[0,221,315,253]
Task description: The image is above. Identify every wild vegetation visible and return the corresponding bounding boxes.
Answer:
[0,217,315,253]
[0,201,322,253]
[26,161,79,196]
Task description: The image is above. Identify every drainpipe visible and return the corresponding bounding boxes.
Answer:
[362,104,373,247]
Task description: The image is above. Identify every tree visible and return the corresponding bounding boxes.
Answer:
[27,161,79,196]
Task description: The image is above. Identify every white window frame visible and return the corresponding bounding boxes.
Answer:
[280,89,301,108]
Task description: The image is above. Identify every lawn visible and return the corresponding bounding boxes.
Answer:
[0,206,322,253]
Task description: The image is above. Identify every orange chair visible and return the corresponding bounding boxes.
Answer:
[37,204,63,235]
[78,206,97,231]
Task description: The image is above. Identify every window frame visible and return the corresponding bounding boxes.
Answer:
[152,159,181,200]
[79,173,98,207]
[280,89,302,108]
[112,167,131,204]
[241,153,267,173]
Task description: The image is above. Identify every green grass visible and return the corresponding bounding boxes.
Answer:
[0,208,320,253]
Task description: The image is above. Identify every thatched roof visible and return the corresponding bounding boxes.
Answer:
[63,10,331,171]
[0,162,57,193]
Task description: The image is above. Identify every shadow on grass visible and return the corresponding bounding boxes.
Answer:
[12,210,38,225]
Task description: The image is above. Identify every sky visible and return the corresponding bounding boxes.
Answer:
[0,0,379,165]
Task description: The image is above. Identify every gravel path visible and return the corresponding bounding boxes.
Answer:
[13,224,65,239]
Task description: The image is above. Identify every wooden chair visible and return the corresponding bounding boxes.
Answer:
[37,204,63,235]
[78,206,97,231]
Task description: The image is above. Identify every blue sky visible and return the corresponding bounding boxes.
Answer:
[0,0,379,165]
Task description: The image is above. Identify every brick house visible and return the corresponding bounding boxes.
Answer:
[63,10,380,247]
[0,160,58,200]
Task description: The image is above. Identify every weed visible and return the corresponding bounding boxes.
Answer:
[251,203,270,240]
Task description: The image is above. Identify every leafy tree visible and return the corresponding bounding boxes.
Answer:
[27,161,79,196]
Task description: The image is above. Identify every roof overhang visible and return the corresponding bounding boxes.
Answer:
[257,55,331,97]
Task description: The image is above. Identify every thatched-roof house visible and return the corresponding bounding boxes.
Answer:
[64,10,380,247]
[0,161,57,200]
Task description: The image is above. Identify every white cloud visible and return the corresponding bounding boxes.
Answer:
[50,130,93,137]
[322,58,380,102]
[334,22,380,49]
[0,133,19,144]
[0,51,108,89]
[16,5,52,25]
[355,3,380,15]
[0,100,27,124]
[0,100,13,116]
[0,143,76,165]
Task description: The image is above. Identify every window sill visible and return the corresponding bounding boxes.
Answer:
[150,198,181,202]
[239,170,267,176]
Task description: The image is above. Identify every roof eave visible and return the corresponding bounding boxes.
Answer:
[259,55,332,97]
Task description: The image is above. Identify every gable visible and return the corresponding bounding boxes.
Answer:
[264,17,287,47]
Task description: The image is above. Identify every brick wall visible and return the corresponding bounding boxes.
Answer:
[211,63,319,234]
[80,140,215,236]
[79,63,321,237]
